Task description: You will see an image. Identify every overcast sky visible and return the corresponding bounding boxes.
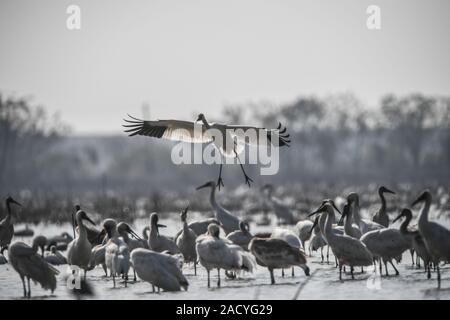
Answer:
[1,0,449,134]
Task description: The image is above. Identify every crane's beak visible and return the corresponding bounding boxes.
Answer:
[10,198,22,206]
[309,217,319,234]
[157,224,167,228]
[411,194,424,207]
[331,202,342,215]
[196,182,211,190]
[307,208,321,218]
[83,215,96,226]
[128,228,143,241]
[337,213,345,226]
[392,213,403,224]
[384,188,396,195]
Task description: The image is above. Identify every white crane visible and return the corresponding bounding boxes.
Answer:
[347,192,384,234]
[102,219,131,288]
[226,221,252,251]
[372,186,396,227]
[8,238,60,298]
[412,190,450,289]
[124,114,290,188]
[131,248,189,292]
[148,213,180,254]
[249,237,309,284]
[67,210,96,279]
[175,207,198,275]
[309,203,373,280]
[261,184,296,225]
[196,181,241,234]
[393,208,432,278]
[0,197,22,258]
[196,224,255,287]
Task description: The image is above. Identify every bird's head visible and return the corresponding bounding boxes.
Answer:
[346,192,359,205]
[411,190,431,207]
[180,206,189,222]
[196,181,215,191]
[6,196,22,207]
[32,235,47,256]
[76,210,96,226]
[338,203,350,225]
[379,186,396,195]
[117,222,142,241]
[102,219,117,238]
[196,113,205,122]
[50,245,57,254]
[308,202,332,217]
[300,264,310,276]
[207,223,220,238]
[150,213,166,233]
[393,208,412,224]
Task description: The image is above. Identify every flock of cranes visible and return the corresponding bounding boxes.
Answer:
[0,185,449,298]
[0,114,449,298]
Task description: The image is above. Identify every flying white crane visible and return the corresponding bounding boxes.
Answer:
[123,114,290,188]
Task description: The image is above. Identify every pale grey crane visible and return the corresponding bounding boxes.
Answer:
[412,190,450,289]
[175,207,198,274]
[131,248,189,292]
[372,186,396,227]
[271,227,303,277]
[295,219,314,254]
[196,224,255,287]
[148,212,180,254]
[8,238,60,298]
[226,221,252,251]
[0,197,22,258]
[360,225,411,276]
[309,203,373,280]
[124,114,290,188]
[309,216,327,262]
[393,208,432,278]
[196,181,241,234]
[32,235,48,257]
[261,184,296,225]
[67,210,96,279]
[249,237,309,284]
[103,219,131,288]
[347,193,384,234]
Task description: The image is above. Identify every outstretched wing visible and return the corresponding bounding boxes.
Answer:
[123,115,213,144]
[226,122,290,147]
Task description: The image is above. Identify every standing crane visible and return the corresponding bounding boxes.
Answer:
[372,186,396,227]
[0,197,22,258]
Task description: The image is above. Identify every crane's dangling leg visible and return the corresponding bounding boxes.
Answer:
[234,148,253,187]
[216,162,224,190]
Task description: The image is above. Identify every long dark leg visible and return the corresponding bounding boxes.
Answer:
[269,268,275,285]
[410,249,415,266]
[291,267,295,277]
[112,273,116,288]
[335,256,338,268]
[379,258,382,274]
[27,277,31,298]
[389,261,399,276]
[339,264,343,281]
[281,269,285,277]
[321,247,324,263]
[21,276,26,298]
[384,260,389,276]
[207,270,210,288]
[194,262,197,276]
[437,265,441,289]
[427,262,431,279]
[133,268,137,281]
[326,246,330,264]
[234,149,253,187]
[216,163,224,190]
[217,268,221,287]
[361,267,364,273]
[84,269,87,281]
[351,266,354,279]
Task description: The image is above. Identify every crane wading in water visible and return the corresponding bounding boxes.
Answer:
[123,114,290,188]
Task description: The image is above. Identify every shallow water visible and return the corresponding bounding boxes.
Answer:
[1,215,450,300]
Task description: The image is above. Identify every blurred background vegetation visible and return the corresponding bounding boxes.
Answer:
[1,91,449,222]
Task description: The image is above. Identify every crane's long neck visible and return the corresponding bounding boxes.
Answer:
[201,118,211,129]
[76,217,87,239]
[324,210,336,242]
[4,202,12,223]
[418,197,431,228]
[182,218,189,234]
[399,214,413,235]
[120,230,130,243]
[379,190,387,214]
[344,211,353,235]
[352,198,362,225]
[209,185,219,208]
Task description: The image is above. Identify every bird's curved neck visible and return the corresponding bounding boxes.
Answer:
[201,118,211,129]
[119,230,129,242]
[379,190,387,213]
[76,217,87,238]
[399,214,413,235]
[351,198,362,224]
[418,197,431,227]
[324,211,336,240]
[182,219,189,233]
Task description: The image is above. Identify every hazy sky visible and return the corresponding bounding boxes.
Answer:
[1,0,449,134]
